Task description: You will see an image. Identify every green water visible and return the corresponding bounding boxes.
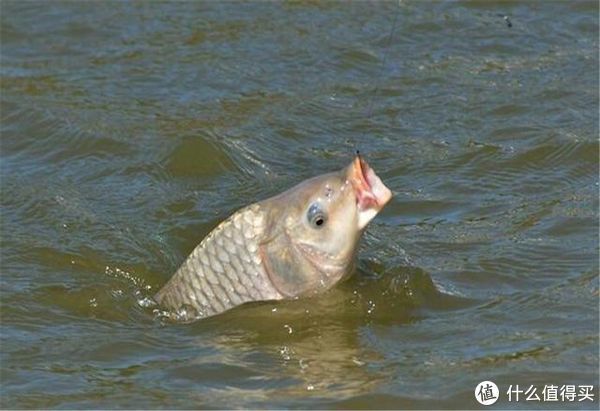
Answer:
[1,1,598,409]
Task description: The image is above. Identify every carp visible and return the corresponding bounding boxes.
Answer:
[155,155,392,321]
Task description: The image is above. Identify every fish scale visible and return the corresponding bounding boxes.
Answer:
[154,204,283,320]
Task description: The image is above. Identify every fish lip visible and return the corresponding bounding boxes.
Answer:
[349,155,393,211]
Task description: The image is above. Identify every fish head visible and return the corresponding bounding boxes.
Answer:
[260,155,392,297]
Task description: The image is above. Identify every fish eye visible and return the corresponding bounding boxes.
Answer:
[307,203,327,229]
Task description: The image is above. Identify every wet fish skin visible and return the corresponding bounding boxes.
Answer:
[155,156,392,321]
[154,204,282,320]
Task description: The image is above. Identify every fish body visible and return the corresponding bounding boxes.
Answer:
[155,156,392,321]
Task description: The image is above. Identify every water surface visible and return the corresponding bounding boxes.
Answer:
[1,1,598,409]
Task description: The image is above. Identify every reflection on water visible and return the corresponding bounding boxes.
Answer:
[1,0,598,409]
[169,266,446,407]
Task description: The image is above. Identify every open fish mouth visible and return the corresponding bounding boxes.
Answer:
[350,155,393,212]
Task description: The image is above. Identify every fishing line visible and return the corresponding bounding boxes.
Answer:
[351,0,400,157]
[364,0,401,121]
